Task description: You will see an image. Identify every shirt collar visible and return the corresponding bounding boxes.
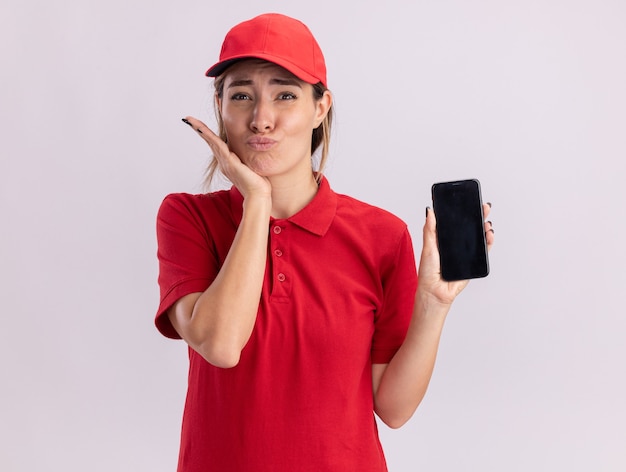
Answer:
[228,176,337,237]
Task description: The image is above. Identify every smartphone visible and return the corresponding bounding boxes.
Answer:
[431,179,489,281]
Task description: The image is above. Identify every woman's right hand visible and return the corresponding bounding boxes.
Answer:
[170,117,273,368]
[182,116,272,200]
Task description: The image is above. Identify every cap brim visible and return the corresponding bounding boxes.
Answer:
[205,54,322,85]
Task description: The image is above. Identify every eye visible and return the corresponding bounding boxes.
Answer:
[231,92,251,101]
[278,92,297,100]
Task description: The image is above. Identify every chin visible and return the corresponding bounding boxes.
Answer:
[245,155,279,175]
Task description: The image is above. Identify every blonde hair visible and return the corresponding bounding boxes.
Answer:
[203,71,334,190]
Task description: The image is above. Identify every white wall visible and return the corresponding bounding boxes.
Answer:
[2,0,625,470]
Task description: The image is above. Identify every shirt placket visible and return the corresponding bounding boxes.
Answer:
[269,221,292,299]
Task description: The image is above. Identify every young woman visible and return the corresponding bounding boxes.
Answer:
[155,13,494,472]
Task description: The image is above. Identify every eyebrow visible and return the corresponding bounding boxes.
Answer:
[226,77,303,88]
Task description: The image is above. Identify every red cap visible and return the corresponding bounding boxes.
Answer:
[205,13,327,87]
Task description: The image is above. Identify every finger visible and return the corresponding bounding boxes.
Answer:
[424,206,436,234]
[483,202,491,220]
[181,115,247,181]
[182,116,211,136]
[182,116,228,156]
[423,207,438,256]
[485,219,495,250]
[482,201,494,248]
[486,228,495,249]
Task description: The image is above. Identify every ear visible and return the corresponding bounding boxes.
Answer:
[215,92,223,112]
[313,90,332,128]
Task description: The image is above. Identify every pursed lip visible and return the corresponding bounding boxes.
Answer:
[246,136,277,151]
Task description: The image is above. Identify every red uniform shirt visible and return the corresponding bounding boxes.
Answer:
[156,177,418,471]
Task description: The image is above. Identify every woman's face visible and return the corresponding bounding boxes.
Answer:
[217,60,331,181]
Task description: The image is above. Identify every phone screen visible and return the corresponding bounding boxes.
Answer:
[431,179,489,281]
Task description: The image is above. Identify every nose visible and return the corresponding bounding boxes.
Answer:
[250,99,274,133]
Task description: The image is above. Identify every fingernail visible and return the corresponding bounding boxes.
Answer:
[487,220,493,226]
[487,202,492,208]
[425,206,430,219]
[182,118,192,126]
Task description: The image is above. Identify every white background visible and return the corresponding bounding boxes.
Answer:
[2,0,625,470]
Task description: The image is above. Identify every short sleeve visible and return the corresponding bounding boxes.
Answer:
[371,227,418,363]
[155,194,221,339]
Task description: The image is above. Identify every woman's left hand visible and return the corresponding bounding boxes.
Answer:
[417,204,495,306]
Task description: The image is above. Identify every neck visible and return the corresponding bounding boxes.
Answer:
[269,172,319,219]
